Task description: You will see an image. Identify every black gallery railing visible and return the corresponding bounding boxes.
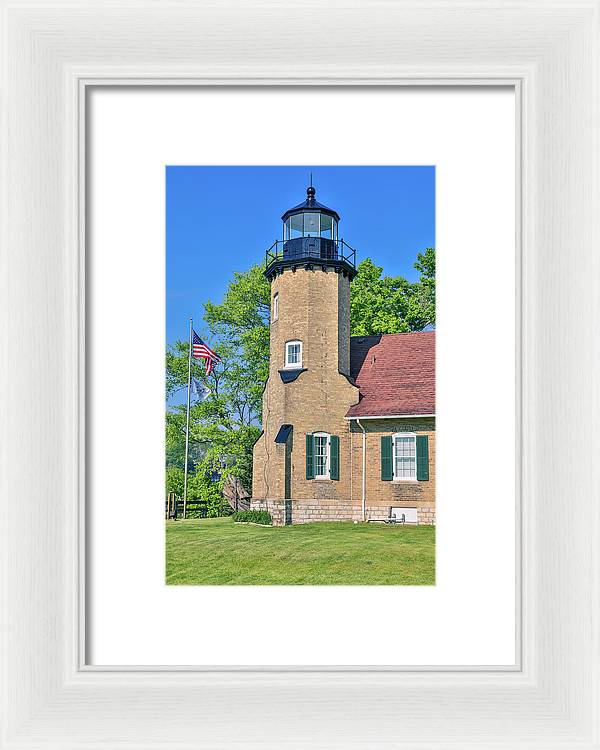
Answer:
[265,237,356,273]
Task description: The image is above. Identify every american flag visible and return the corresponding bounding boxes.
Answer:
[192,330,221,375]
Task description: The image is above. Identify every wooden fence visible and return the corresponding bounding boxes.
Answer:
[165,493,208,520]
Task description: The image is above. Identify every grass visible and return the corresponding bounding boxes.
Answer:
[166,517,435,585]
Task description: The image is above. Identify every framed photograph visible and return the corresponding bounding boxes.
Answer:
[2,2,598,748]
[165,166,437,585]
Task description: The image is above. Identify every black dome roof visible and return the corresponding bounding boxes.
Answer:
[281,186,340,223]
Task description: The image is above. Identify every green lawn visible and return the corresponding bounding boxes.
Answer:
[166,517,435,585]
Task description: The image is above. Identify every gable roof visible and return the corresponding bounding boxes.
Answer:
[346,331,435,418]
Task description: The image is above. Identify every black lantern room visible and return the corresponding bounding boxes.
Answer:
[265,185,357,281]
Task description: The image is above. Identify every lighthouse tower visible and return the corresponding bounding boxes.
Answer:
[251,185,360,525]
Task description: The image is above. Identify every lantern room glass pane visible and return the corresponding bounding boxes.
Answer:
[320,214,333,238]
[290,214,303,238]
[304,213,319,236]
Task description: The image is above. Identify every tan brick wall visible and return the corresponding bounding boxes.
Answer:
[254,416,436,525]
[337,272,351,377]
[252,266,359,505]
[251,266,436,525]
[349,418,436,524]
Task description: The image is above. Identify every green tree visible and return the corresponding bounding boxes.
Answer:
[204,263,271,407]
[165,465,184,496]
[166,264,269,500]
[349,258,412,335]
[165,465,231,517]
[409,247,436,328]
[349,249,435,335]
[187,469,231,517]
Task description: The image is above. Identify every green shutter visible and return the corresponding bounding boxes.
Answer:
[306,434,314,480]
[416,435,430,481]
[330,435,340,481]
[381,436,393,481]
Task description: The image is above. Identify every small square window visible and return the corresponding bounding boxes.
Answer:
[285,340,302,368]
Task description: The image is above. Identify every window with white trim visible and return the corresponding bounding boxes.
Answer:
[272,292,279,321]
[313,432,330,479]
[393,433,417,480]
[285,340,302,368]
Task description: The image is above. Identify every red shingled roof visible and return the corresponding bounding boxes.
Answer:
[346,331,435,418]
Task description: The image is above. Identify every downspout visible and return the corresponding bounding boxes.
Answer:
[356,418,366,522]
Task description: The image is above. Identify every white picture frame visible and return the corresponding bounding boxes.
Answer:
[1,2,598,748]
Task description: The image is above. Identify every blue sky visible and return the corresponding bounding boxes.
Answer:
[166,165,435,346]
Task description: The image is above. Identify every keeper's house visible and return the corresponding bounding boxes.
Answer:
[251,186,435,526]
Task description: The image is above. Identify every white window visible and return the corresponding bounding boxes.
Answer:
[393,433,417,481]
[313,432,330,479]
[285,340,302,368]
[273,293,279,321]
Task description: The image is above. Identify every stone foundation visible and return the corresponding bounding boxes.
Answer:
[251,499,285,526]
[251,498,435,526]
[251,498,362,526]
[417,507,436,525]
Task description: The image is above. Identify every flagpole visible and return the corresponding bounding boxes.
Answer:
[183,317,193,520]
